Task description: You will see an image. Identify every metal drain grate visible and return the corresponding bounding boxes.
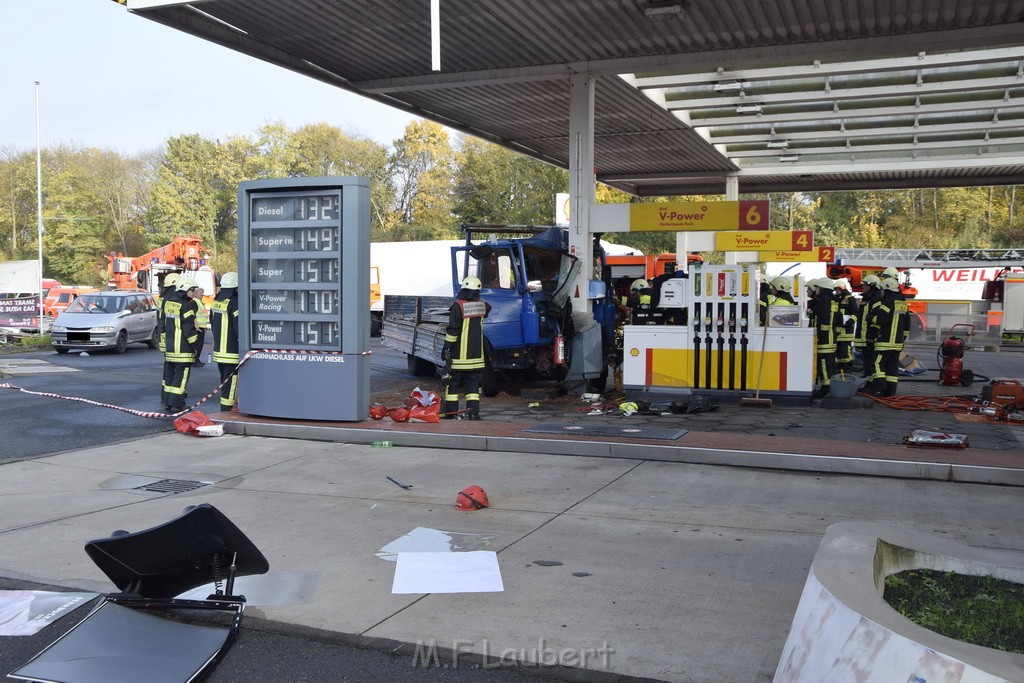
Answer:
[132,478,209,494]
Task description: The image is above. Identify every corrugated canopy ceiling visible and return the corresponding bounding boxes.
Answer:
[124,0,1024,196]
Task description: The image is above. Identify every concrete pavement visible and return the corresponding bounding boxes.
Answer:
[1,431,1022,681]
[2,342,1023,681]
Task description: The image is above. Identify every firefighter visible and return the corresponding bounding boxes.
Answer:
[161,277,200,413]
[627,279,651,307]
[210,272,240,411]
[867,277,910,397]
[805,277,840,398]
[854,275,883,377]
[442,275,491,420]
[833,278,860,373]
[156,272,180,354]
[768,276,796,305]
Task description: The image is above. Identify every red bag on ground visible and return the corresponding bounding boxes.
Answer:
[173,411,217,436]
[406,387,440,423]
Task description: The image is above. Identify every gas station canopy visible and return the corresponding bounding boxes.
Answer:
[125,0,1024,196]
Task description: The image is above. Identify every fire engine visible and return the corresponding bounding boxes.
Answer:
[106,235,217,303]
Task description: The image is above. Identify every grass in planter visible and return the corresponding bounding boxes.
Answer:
[884,569,1024,654]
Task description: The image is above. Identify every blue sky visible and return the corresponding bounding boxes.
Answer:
[2,0,421,155]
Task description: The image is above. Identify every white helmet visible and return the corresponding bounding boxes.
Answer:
[631,278,649,291]
[862,274,881,288]
[834,278,851,291]
[769,276,792,293]
[176,277,198,292]
[878,277,901,292]
[806,277,832,291]
[164,273,180,288]
[461,275,482,291]
[881,266,899,279]
[220,272,239,288]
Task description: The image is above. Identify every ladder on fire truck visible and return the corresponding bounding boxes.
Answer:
[834,248,1024,268]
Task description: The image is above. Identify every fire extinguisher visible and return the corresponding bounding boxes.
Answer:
[554,333,566,366]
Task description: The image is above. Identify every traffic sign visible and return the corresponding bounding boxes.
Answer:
[759,246,834,262]
[630,200,768,232]
[714,230,813,251]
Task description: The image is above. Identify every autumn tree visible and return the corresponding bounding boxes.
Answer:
[454,135,568,225]
[389,120,457,239]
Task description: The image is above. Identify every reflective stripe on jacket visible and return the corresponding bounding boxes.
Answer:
[869,291,910,351]
[211,290,240,364]
[164,292,198,363]
[445,298,490,371]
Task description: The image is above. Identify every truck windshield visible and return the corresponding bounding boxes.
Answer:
[469,248,518,290]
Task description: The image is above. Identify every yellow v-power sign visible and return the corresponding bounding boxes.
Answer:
[629,200,768,232]
[759,246,835,262]
[714,230,814,251]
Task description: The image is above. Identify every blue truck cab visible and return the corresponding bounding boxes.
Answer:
[451,226,616,389]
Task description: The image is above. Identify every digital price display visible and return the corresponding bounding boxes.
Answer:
[237,177,370,421]
[247,190,343,351]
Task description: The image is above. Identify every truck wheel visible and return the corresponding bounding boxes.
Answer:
[370,312,383,338]
[114,330,128,354]
[481,365,498,397]
[54,347,69,354]
[960,369,974,387]
[407,353,435,377]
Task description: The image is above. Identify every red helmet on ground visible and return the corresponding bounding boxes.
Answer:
[369,403,388,420]
[389,407,411,423]
[456,485,490,510]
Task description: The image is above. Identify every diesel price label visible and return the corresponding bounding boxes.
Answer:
[250,193,340,222]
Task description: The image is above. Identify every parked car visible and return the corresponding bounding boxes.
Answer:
[51,291,159,354]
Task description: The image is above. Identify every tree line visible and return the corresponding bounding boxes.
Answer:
[1,120,1021,286]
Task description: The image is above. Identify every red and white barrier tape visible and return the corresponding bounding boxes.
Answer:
[0,348,373,420]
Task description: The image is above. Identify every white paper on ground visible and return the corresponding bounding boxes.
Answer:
[392,551,504,594]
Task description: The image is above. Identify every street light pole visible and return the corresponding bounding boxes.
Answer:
[34,81,44,335]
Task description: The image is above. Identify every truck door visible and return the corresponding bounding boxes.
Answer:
[454,244,528,350]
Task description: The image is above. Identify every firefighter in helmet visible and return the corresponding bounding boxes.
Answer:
[161,277,200,412]
[867,276,910,396]
[833,278,860,373]
[854,274,883,377]
[769,276,796,305]
[805,277,841,398]
[156,272,180,354]
[211,272,240,411]
[442,276,491,420]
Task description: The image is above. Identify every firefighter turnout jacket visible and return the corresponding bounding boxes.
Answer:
[854,289,882,348]
[869,290,910,351]
[211,288,240,364]
[445,296,491,371]
[809,290,841,353]
[163,290,199,363]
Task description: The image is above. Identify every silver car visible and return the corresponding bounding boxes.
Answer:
[51,291,160,354]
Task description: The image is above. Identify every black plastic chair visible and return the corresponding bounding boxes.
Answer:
[9,504,269,683]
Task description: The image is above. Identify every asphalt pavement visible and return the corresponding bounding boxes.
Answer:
[1,340,1022,681]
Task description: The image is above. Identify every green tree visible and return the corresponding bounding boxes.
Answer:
[454,136,568,225]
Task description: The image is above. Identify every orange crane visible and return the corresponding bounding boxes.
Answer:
[106,235,216,301]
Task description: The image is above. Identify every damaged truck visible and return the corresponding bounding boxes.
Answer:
[380,225,618,396]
